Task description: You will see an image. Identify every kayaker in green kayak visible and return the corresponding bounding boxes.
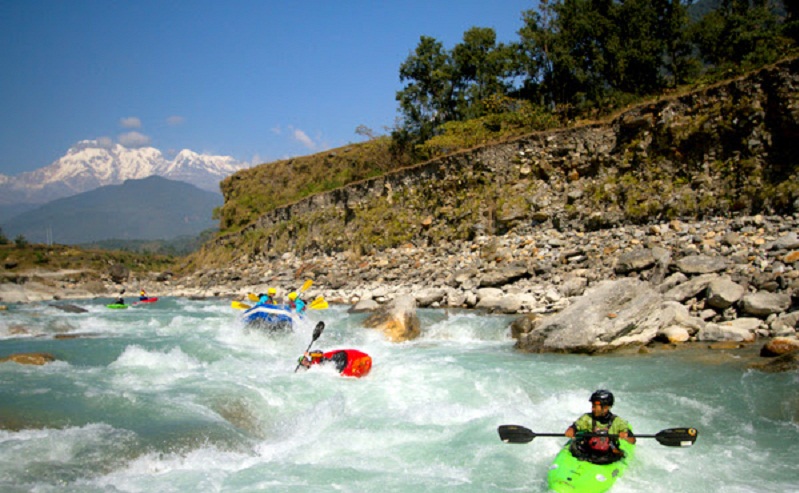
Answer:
[564,390,636,464]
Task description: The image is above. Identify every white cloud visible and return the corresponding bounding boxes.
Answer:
[166,115,185,126]
[118,131,151,148]
[120,117,141,129]
[292,128,316,149]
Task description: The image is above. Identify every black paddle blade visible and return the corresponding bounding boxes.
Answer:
[312,321,325,341]
[498,425,536,444]
[654,427,699,447]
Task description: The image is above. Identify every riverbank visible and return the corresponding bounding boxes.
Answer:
[1,215,797,361]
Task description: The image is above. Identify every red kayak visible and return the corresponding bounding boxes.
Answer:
[333,349,372,378]
[133,297,158,305]
[305,349,372,378]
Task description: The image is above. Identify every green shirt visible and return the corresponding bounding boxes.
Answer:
[573,413,633,435]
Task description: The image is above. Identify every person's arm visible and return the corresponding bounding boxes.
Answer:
[618,429,636,444]
[612,417,636,444]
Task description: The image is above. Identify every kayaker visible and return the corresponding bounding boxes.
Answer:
[114,296,125,305]
[287,292,306,313]
[564,390,636,462]
[139,289,148,301]
[297,349,372,377]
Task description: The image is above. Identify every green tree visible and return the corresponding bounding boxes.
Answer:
[657,0,701,87]
[451,27,515,119]
[514,3,557,106]
[608,0,671,94]
[395,36,458,147]
[784,1,799,43]
[0,227,8,245]
[692,0,786,70]
[540,0,616,113]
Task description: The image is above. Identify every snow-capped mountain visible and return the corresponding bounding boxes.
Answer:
[0,140,248,205]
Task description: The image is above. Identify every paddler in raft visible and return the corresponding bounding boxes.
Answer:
[287,291,306,313]
[297,349,372,378]
[564,390,636,464]
[257,287,278,306]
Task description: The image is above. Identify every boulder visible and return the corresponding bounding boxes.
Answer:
[760,337,799,357]
[663,273,718,302]
[749,352,799,373]
[517,278,663,353]
[741,292,792,317]
[614,249,656,274]
[349,298,380,313]
[674,255,729,275]
[705,277,745,310]
[0,352,56,365]
[697,318,761,342]
[414,288,446,307]
[657,325,691,343]
[363,294,421,342]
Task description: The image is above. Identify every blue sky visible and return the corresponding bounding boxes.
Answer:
[1,0,538,176]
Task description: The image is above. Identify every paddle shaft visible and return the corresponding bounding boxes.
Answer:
[498,425,698,447]
[294,322,325,372]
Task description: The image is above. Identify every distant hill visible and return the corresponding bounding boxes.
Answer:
[1,176,222,244]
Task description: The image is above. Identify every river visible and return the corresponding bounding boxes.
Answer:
[1,297,797,492]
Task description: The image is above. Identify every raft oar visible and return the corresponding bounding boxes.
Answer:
[294,321,325,373]
[231,301,251,310]
[497,425,698,447]
[247,280,314,303]
[308,296,328,310]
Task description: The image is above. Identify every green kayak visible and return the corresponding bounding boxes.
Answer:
[106,304,128,309]
[547,439,635,493]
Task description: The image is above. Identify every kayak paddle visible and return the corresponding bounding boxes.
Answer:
[497,425,698,447]
[294,321,325,372]
[231,301,251,310]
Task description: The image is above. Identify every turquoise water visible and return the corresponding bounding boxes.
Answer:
[0,298,797,492]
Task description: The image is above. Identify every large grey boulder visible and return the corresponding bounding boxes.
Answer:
[517,278,663,353]
[674,255,729,275]
[741,292,792,317]
[706,277,746,310]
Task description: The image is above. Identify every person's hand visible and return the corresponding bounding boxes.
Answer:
[565,428,575,438]
[619,430,634,443]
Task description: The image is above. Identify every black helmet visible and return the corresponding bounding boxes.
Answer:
[589,389,614,406]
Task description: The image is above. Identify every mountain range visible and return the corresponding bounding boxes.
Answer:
[0,141,249,244]
[0,140,247,208]
[1,176,223,245]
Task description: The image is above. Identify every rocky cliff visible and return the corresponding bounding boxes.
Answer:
[203,57,798,262]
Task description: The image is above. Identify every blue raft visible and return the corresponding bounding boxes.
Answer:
[241,304,298,332]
